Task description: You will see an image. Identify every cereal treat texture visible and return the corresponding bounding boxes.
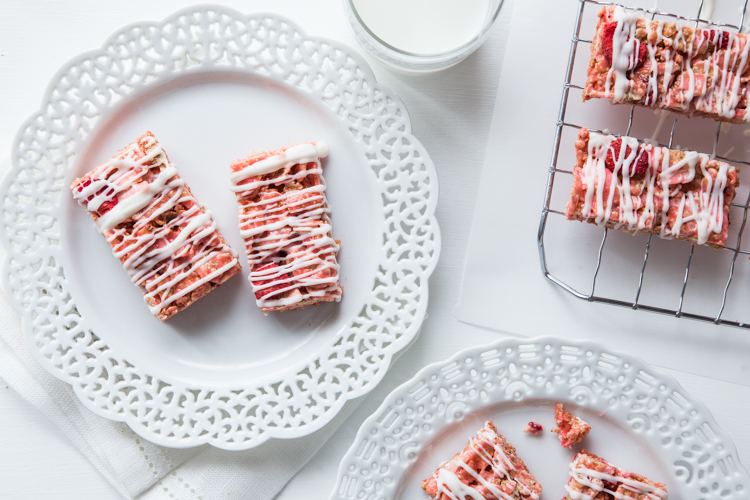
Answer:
[552,404,591,448]
[524,422,543,435]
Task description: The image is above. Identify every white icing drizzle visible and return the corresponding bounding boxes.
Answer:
[565,456,668,500]
[579,131,733,245]
[604,6,750,121]
[432,423,539,500]
[229,142,330,185]
[230,141,341,309]
[605,7,642,102]
[72,134,239,316]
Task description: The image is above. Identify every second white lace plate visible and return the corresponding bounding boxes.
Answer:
[330,337,749,500]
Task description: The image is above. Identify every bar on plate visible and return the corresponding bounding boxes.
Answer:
[565,128,738,249]
[229,141,342,314]
[71,132,242,321]
[563,450,668,500]
[583,5,750,123]
[421,421,543,500]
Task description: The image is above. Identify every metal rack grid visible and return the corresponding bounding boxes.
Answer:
[538,0,750,328]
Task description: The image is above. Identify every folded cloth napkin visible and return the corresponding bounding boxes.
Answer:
[0,156,359,499]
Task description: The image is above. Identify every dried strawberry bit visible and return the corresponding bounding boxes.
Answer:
[78,179,122,214]
[602,23,617,63]
[629,148,650,176]
[708,30,729,49]
[524,422,543,435]
[710,30,731,49]
[602,22,647,68]
[636,41,648,67]
[251,263,288,300]
[97,199,118,216]
[77,178,92,192]
[604,138,649,177]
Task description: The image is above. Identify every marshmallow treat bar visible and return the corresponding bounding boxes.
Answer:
[583,5,750,124]
[229,142,342,314]
[565,128,738,249]
[71,132,241,321]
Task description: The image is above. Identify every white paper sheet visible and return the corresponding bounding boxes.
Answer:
[456,0,750,386]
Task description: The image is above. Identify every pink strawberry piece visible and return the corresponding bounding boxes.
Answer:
[97,198,118,215]
[252,263,288,300]
[78,178,120,214]
[524,421,543,435]
[604,138,649,177]
[602,22,647,68]
[710,30,731,49]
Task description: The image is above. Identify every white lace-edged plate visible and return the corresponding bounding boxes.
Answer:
[0,5,440,450]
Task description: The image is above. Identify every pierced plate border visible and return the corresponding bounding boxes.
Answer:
[0,5,440,450]
[330,336,749,500]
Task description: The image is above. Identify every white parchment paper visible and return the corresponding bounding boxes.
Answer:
[457,0,750,386]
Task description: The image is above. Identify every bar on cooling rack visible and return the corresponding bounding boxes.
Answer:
[583,5,750,123]
[565,128,739,249]
[229,141,342,314]
[563,450,668,500]
[421,421,543,500]
[71,132,242,321]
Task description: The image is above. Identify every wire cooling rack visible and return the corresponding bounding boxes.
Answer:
[538,0,750,328]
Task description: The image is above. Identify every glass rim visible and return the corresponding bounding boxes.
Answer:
[346,0,506,59]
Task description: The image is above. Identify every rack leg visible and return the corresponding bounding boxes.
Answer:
[589,229,608,300]
[676,246,694,318]
[633,234,653,309]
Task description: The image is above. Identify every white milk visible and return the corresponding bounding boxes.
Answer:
[352,0,491,54]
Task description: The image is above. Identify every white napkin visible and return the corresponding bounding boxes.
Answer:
[0,157,359,500]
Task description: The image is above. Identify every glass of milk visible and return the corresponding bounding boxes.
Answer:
[344,0,505,72]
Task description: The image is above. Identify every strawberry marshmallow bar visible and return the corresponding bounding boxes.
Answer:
[565,128,738,249]
[71,132,241,321]
[551,404,590,448]
[564,450,668,500]
[583,5,750,123]
[422,421,542,500]
[229,142,342,314]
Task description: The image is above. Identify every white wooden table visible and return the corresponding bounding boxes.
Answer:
[1,1,748,498]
